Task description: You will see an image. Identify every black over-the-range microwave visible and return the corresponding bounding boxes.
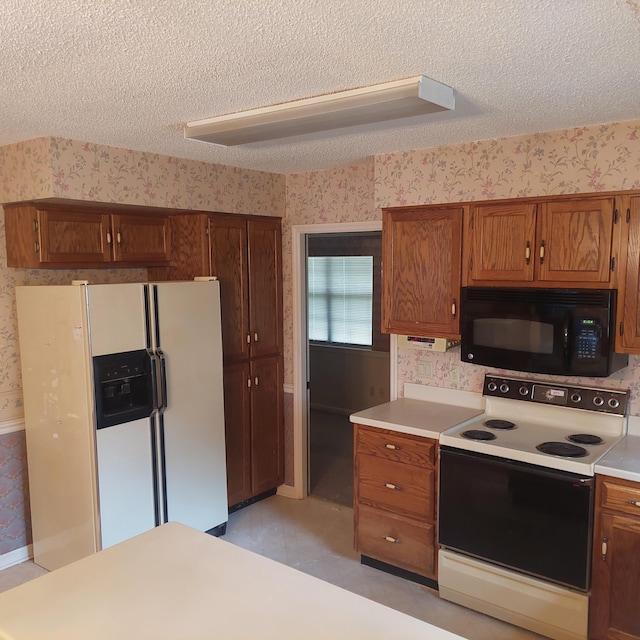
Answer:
[460,287,628,377]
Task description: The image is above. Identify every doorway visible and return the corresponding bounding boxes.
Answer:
[292,221,398,501]
[292,223,390,505]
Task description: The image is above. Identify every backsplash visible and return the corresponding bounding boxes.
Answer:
[397,346,640,415]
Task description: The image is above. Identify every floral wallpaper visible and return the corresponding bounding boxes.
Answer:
[2,119,640,560]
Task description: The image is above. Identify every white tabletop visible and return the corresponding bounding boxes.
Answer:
[0,522,466,640]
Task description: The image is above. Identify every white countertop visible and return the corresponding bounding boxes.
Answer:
[350,384,484,439]
[595,433,640,483]
[0,522,466,640]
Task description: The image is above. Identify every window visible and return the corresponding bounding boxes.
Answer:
[308,256,373,346]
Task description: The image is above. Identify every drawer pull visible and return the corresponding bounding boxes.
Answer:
[628,499,640,507]
[383,536,398,544]
[383,483,401,491]
[384,444,400,450]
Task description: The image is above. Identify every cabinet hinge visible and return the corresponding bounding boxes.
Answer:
[469,257,473,271]
[611,256,616,272]
[627,208,631,223]
[614,208,619,223]
[470,215,474,230]
[601,536,608,561]
[620,322,624,337]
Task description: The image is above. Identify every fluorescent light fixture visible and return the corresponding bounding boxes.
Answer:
[184,75,455,146]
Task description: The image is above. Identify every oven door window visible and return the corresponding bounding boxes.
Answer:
[438,447,593,591]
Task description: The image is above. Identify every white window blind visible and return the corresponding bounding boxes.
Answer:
[307,256,373,346]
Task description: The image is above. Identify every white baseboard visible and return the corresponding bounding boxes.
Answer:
[0,544,32,571]
[277,484,302,499]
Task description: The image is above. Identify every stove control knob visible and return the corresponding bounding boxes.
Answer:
[499,383,510,394]
[519,385,529,396]
[487,381,498,392]
[608,397,620,409]
[593,395,605,407]
[570,392,582,404]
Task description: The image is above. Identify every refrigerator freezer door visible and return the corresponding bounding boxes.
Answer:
[86,283,147,356]
[151,281,228,530]
[16,285,99,570]
[96,418,156,548]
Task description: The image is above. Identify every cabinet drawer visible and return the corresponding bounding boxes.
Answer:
[357,454,434,520]
[355,425,436,467]
[357,504,436,578]
[599,476,640,516]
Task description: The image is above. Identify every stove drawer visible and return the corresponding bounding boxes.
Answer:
[355,425,436,467]
[599,475,640,516]
[357,454,435,520]
[357,504,436,578]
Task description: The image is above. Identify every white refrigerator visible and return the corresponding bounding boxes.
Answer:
[16,279,228,571]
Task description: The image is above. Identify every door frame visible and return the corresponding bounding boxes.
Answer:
[286,221,397,500]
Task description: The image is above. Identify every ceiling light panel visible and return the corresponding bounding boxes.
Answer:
[184,76,455,146]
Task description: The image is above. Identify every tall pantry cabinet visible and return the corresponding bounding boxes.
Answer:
[150,212,284,508]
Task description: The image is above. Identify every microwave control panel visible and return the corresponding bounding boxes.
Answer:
[575,318,602,360]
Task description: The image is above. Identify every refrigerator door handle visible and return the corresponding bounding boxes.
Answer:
[157,349,168,411]
[148,349,160,411]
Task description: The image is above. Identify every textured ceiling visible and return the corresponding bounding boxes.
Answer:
[2,0,640,174]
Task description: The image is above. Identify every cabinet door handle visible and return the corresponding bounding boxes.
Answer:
[383,536,398,544]
[525,240,531,264]
[106,231,112,244]
[539,240,546,264]
[34,241,40,253]
[383,483,401,491]
[117,231,122,245]
[254,376,259,386]
[451,298,457,318]
[246,334,251,344]
[384,443,399,450]
[254,332,259,342]
[247,378,252,389]
[627,499,640,507]
[601,536,608,560]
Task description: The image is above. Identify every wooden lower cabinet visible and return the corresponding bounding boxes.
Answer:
[589,475,640,640]
[224,356,284,508]
[354,424,437,581]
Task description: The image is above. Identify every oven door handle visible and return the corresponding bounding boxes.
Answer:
[441,447,594,484]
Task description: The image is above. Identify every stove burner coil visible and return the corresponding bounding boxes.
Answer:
[461,430,497,441]
[568,433,604,446]
[483,419,516,430]
[536,441,588,458]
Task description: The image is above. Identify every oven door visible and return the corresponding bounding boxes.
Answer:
[438,446,594,591]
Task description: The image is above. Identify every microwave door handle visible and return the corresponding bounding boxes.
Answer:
[562,316,570,362]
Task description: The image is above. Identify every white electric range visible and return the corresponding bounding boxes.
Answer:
[439,374,628,475]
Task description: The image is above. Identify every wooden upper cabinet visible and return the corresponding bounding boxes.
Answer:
[209,215,250,363]
[382,206,463,338]
[4,202,170,268]
[208,214,283,363]
[111,214,171,263]
[537,198,615,284]
[247,218,283,359]
[616,195,640,353]
[469,203,537,282]
[467,197,617,287]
